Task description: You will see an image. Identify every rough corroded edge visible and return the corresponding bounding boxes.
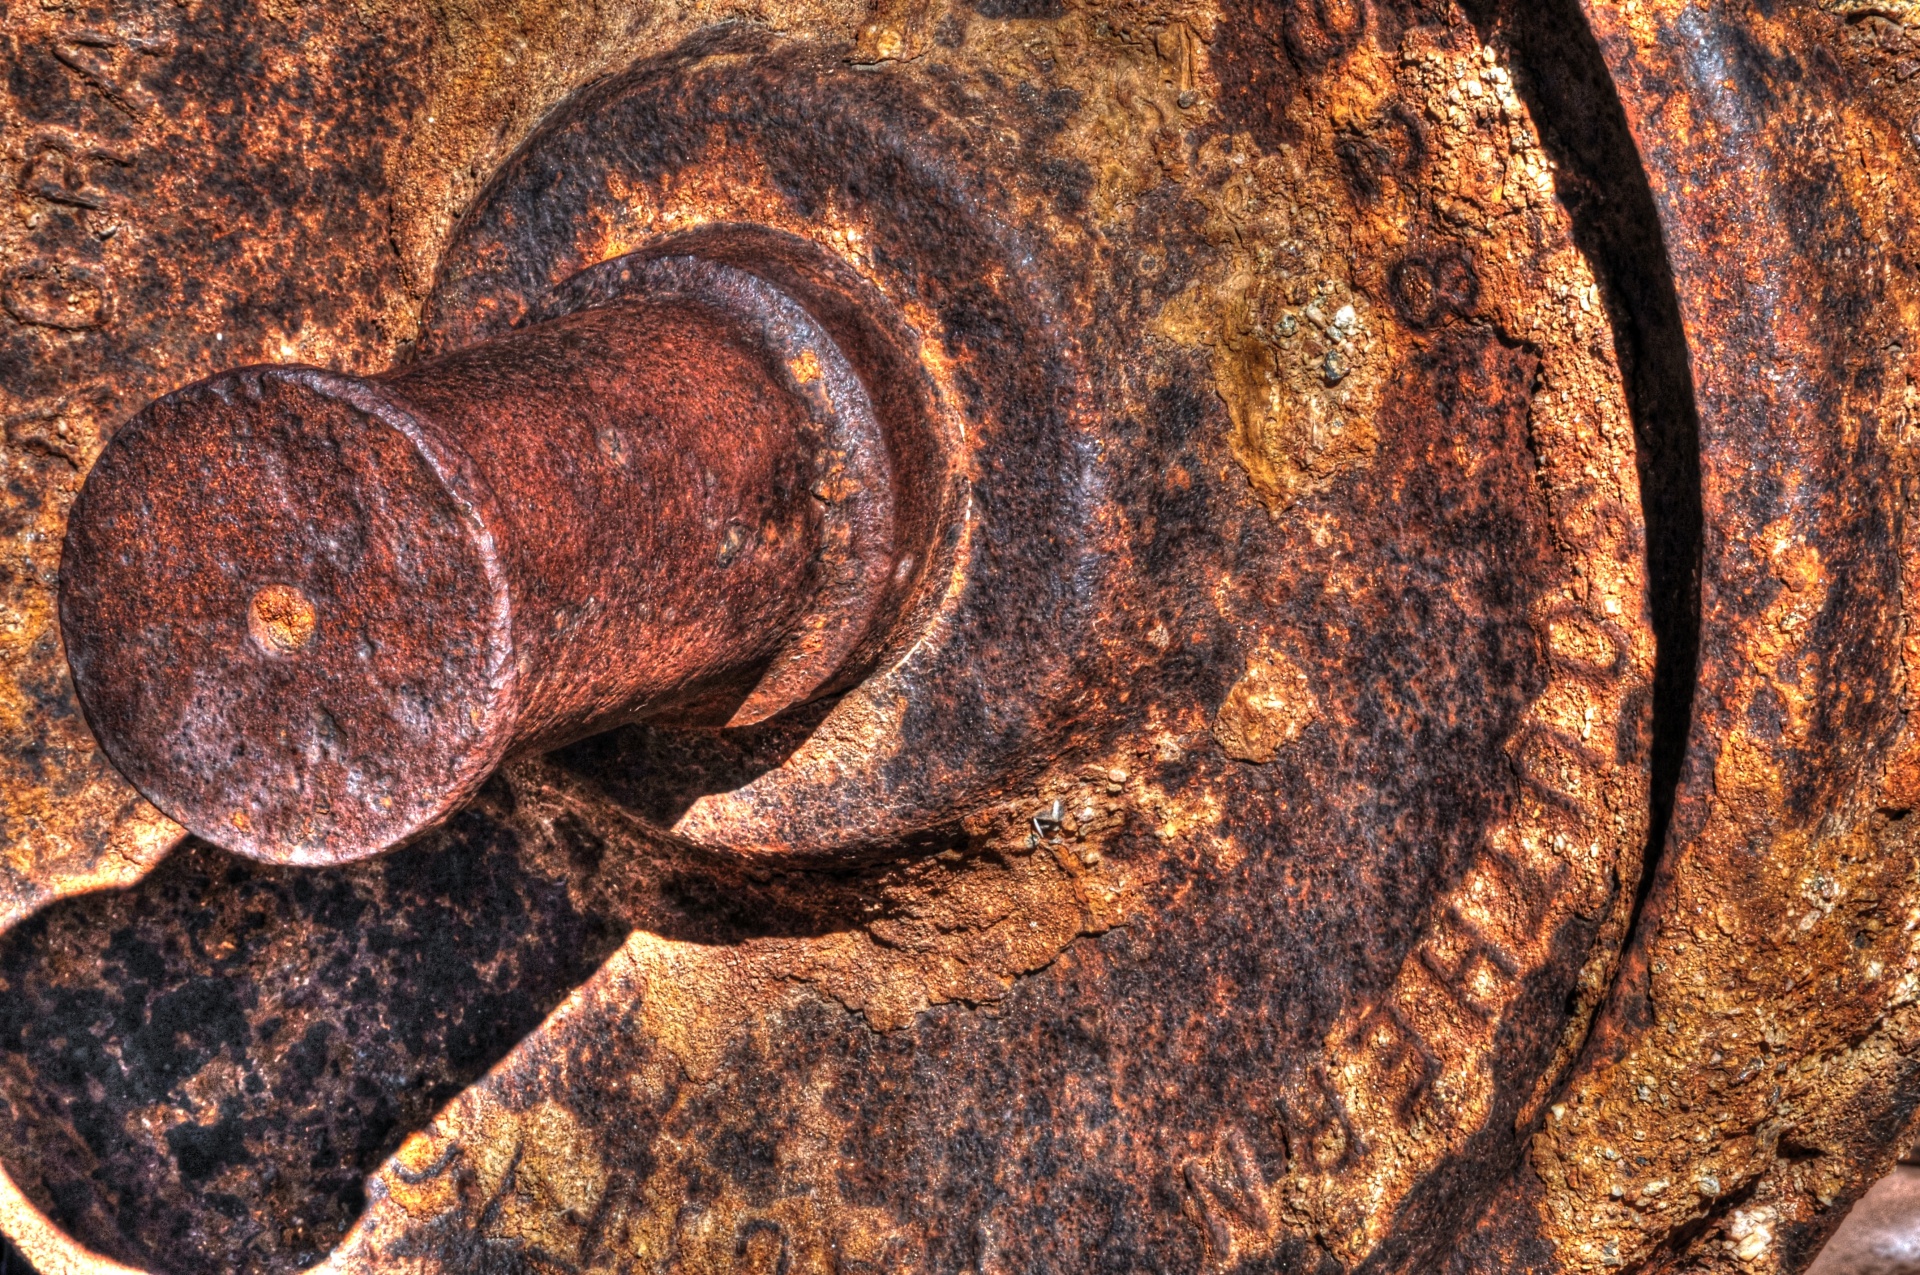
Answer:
[1452,2,1920,1271]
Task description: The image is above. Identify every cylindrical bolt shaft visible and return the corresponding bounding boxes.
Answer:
[60,285,872,865]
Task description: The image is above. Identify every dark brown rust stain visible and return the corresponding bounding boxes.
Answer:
[0,804,628,1274]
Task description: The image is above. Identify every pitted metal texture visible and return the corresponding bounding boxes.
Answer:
[1,0,1917,1272]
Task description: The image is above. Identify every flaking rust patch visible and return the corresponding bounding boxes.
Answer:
[1137,13,1415,516]
[1166,264,1392,515]
[1213,647,1317,762]
[531,751,1154,1038]
[926,0,1411,518]
[1154,127,1398,515]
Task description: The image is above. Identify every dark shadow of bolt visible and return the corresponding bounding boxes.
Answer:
[0,780,624,1275]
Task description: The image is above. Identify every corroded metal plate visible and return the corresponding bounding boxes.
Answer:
[0,0,1915,1272]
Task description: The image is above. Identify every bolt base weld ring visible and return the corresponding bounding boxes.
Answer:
[542,254,905,727]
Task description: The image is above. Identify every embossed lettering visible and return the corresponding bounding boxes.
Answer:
[1464,845,1566,947]
[736,1218,790,1275]
[1417,908,1521,1021]
[1508,718,1610,827]
[1350,1000,1437,1119]
[1184,1126,1278,1262]
[1336,102,1429,203]
[1282,0,1365,68]
[1279,1066,1355,1170]
[1541,603,1634,678]
[1388,251,1481,329]
[20,132,131,209]
[52,31,157,118]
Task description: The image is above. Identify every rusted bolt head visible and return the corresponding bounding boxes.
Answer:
[60,368,518,863]
[59,283,872,865]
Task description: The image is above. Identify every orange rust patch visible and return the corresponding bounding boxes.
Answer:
[1213,647,1316,763]
[247,584,318,655]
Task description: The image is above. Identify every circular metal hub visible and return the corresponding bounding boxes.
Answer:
[0,0,1916,1272]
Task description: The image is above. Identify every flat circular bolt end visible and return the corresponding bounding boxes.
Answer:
[59,368,516,866]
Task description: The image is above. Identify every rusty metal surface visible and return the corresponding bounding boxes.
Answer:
[1443,2,1920,1271]
[59,267,901,862]
[0,0,1914,1273]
